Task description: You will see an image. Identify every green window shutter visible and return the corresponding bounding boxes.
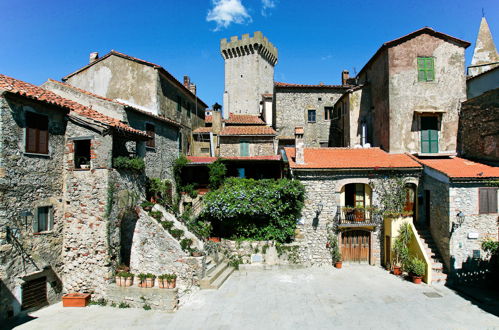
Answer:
[240,141,249,156]
[418,70,426,82]
[33,208,39,233]
[418,58,425,69]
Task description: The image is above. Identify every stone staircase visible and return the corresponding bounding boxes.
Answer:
[200,257,235,289]
[415,226,448,285]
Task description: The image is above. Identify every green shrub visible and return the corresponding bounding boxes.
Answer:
[118,302,130,309]
[170,228,184,239]
[173,156,189,194]
[149,211,163,221]
[113,157,145,172]
[186,219,212,239]
[199,178,305,243]
[116,271,134,278]
[180,238,193,251]
[161,220,174,230]
[143,304,151,310]
[145,273,156,279]
[148,178,172,206]
[182,184,198,198]
[327,234,341,263]
[208,158,226,190]
[141,201,154,209]
[89,298,107,306]
[408,257,426,276]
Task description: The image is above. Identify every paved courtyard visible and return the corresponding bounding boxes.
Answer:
[10,265,499,330]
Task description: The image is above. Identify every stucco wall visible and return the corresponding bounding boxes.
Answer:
[219,136,275,157]
[274,88,345,147]
[467,68,499,99]
[387,34,466,154]
[0,96,66,321]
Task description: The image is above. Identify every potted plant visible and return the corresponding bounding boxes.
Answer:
[392,239,408,276]
[137,273,155,288]
[116,271,134,287]
[157,274,169,288]
[328,233,342,268]
[408,257,426,284]
[167,274,177,289]
[190,248,204,257]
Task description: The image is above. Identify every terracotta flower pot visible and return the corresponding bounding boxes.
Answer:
[167,279,176,289]
[158,279,167,289]
[208,237,221,243]
[393,266,402,276]
[145,278,155,288]
[124,277,133,287]
[62,293,91,307]
[334,261,342,269]
[412,275,422,284]
[115,276,123,287]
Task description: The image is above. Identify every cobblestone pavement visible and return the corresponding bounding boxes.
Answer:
[11,265,499,330]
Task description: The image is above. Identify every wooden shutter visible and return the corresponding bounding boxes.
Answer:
[480,188,498,214]
[488,189,498,213]
[146,124,155,148]
[25,112,49,154]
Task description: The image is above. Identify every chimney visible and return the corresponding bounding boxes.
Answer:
[189,83,197,95]
[342,70,350,85]
[212,110,222,134]
[89,52,99,63]
[183,76,190,88]
[294,126,305,165]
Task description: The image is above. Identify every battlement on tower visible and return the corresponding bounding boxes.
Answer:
[220,31,278,66]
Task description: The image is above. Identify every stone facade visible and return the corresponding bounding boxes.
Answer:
[458,88,499,163]
[274,87,346,147]
[0,95,66,320]
[221,32,277,117]
[219,136,275,157]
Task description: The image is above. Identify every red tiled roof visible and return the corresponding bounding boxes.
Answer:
[193,127,212,133]
[47,79,181,127]
[414,156,499,179]
[187,155,281,164]
[0,73,148,139]
[285,147,422,169]
[225,113,265,125]
[275,82,349,89]
[62,50,208,108]
[219,125,277,136]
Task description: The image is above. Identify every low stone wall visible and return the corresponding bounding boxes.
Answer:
[106,284,178,312]
[220,240,300,266]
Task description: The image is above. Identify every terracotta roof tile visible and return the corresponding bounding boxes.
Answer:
[414,156,499,179]
[0,73,148,139]
[275,82,349,89]
[219,125,276,136]
[285,147,422,169]
[47,79,181,127]
[225,113,265,124]
[193,127,213,133]
[62,50,208,108]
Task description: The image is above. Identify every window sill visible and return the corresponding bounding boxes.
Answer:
[416,152,456,157]
[146,146,156,152]
[73,168,91,171]
[33,231,53,235]
[308,122,316,124]
[23,152,50,158]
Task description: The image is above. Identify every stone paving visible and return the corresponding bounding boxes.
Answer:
[11,265,499,330]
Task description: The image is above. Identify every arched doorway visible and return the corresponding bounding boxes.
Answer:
[340,230,371,263]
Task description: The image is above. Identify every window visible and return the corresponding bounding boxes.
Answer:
[177,96,181,112]
[187,103,191,118]
[74,140,91,169]
[200,147,210,154]
[479,188,498,214]
[146,123,155,148]
[237,168,246,178]
[34,206,53,233]
[25,112,49,154]
[240,141,249,156]
[417,57,435,82]
[307,109,316,123]
[324,107,333,120]
[421,116,438,153]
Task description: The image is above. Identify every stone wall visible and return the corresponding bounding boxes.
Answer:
[274,87,345,147]
[219,136,275,157]
[0,95,66,321]
[458,88,499,163]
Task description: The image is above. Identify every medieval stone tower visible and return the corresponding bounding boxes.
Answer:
[220,31,278,118]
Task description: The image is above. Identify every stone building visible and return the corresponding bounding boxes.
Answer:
[274,82,349,149]
[0,73,149,320]
[333,27,470,155]
[467,17,499,77]
[62,50,208,154]
[414,156,499,284]
[284,142,422,268]
[42,79,181,181]
[458,88,499,163]
[221,32,277,119]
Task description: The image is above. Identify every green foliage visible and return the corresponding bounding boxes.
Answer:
[208,158,227,190]
[149,211,163,221]
[89,298,107,306]
[170,228,184,239]
[143,304,151,310]
[369,176,412,218]
[116,271,134,278]
[145,273,156,279]
[137,273,147,281]
[186,219,212,239]
[113,156,145,172]
[482,239,499,256]
[141,201,154,209]
[158,273,177,280]
[173,156,190,194]
[161,220,174,231]
[228,255,243,270]
[327,233,342,263]
[275,244,300,264]
[408,257,426,276]
[181,183,198,198]
[200,178,306,243]
[392,223,412,269]
[148,178,172,206]
[204,241,220,256]
[118,302,130,309]
[180,238,193,251]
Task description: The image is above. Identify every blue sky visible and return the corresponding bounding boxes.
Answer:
[1,0,498,108]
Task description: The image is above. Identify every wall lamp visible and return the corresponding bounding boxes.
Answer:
[451,211,466,234]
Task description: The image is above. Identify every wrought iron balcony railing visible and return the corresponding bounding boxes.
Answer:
[335,206,378,226]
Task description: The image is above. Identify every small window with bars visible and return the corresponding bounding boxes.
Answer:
[25,112,49,154]
[417,57,435,82]
[146,123,155,148]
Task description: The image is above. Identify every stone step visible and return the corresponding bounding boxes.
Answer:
[431,272,447,284]
[208,266,235,289]
[432,261,444,271]
[200,262,229,289]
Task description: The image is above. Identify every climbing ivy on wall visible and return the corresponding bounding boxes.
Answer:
[199,178,305,243]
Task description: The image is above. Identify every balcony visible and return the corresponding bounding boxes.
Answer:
[335,206,378,227]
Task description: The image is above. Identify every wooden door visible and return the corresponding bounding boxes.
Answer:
[22,277,48,310]
[340,230,370,263]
